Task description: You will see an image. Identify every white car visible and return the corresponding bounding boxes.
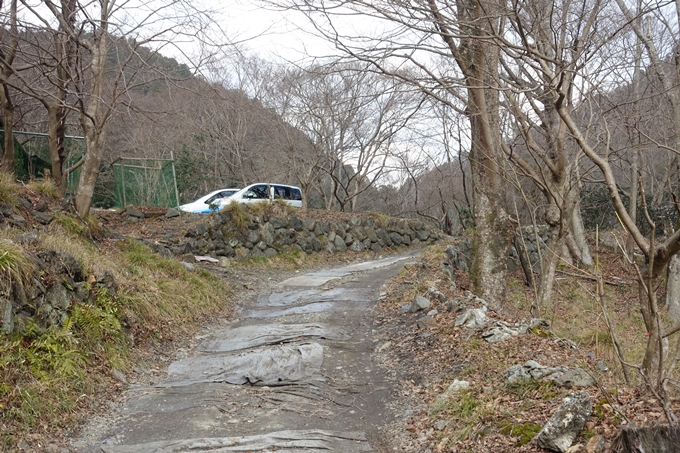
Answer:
[179,188,240,213]
[221,183,302,208]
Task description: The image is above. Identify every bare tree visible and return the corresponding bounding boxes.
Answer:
[0,0,85,191]
[10,0,221,216]
[495,0,604,313]
[393,99,472,234]
[267,0,516,303]
[270,61,422,213]
[537,0,680,392]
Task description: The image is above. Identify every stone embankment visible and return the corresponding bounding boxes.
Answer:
[509,225,550,270]
[0,247,118,334]
[442,224,550,277]
[151,210,440,260]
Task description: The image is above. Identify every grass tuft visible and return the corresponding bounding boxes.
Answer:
[367,212,390,228]
[0,171,18,205]
[0,239,36,294]
[26,179,59,199]
[505,378,556,399]
[52,212,87,236]
[248,199,296,218]
[432,390,491,442]
[221,202,250,230]
[500,421,542,445]
[52,212,103,238]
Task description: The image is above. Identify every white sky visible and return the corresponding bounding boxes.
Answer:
[210,0,338,62]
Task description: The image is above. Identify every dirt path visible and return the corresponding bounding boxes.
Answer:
[69,254,419,452]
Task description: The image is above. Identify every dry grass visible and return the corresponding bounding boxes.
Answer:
[1,210,232,450]
[26,179,59,199]
[221,202,250,230]
[503,248,650,385]
[0,171,19,206]
[377,240,680,452]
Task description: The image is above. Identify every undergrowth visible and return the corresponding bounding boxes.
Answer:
[0,209,231,449]
[0,171,19,206]
[383,241,666,451]
[26,179,59,199]
[0,289,126,448]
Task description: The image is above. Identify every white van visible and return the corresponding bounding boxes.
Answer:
[222,183,303,208]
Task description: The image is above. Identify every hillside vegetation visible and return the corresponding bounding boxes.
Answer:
[375,241,677,452]
[1,168,677,452]
[0,175,231,450]
[0,174,417,451]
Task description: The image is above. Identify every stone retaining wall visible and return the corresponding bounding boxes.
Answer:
[509,225,550,271]
[164,213,440,259]
[1,248,118,334]
[443,225,550,277]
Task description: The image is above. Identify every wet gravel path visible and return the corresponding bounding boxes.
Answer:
[72,254,417,453]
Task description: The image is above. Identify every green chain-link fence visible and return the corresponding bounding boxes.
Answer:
[112,157,179,208]
[0,130,83,194]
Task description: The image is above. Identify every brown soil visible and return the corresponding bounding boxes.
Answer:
[371,243,678,453]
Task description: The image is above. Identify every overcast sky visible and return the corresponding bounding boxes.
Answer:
[216,0,336,61]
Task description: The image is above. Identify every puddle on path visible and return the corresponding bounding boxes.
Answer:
[100,429,373,453]
[259,287,373,307]
[241,301,338,318]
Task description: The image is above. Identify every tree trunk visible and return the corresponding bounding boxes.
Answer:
[465,56,514,306]
[640,273,667,386]
[74,125,105,217]
[461,0,515,306]
[571,201,594,266]
[515,234,535,287]
[666,255,680,320]
[74,16,107,218]
[0,0,18,173]
[300,183,308,212]
[626,151,639,259]
[47,106,66,196]
[1,98,14,172]
[350,177,358,213]
[535,228,565,317]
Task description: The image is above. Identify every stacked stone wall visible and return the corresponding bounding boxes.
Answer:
[168,213,440,259]
[509,225,550,271]
[442,225,551,277]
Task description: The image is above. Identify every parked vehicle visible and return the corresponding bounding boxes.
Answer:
[221,183,302,208]
[179,188,240,213]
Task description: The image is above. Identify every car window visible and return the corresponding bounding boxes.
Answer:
[291,188,302,201]
[273,185,289,199]
[205,194,223,204]
[249,185,269,199]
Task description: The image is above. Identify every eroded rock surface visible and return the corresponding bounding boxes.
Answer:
[71,254,418,452]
